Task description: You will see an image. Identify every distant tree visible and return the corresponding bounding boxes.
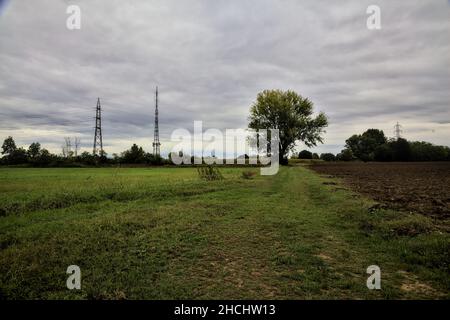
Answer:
[248,89,328,165]
[79,151,95,165]
[390,138,411,161]
[9,147,28,165]
[74,137,81,157]
[1,137,27,164]
[320,153,336,161]
[36,148,53,166]
[336,148,353,161]
[1,136,17,156]
[298,150,313,159]
[374,144,393,161]
[27,142,41,159]
[145,153,163,165]
[345,129,387,161]
[362,129,387,146]
[62,137,74,158]
[121,144,146,163]
[409,141,450,161]
[111,153,121,164]
[312,153,319,160]
[98,150,108,163]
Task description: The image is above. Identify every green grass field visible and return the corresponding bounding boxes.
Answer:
[0,166,448,299]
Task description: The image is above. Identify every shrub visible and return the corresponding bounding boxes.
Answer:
[390,138,411,161]
[409,141,450,161]
[380,215,434,237]
[298,150,313,159]
[336,148,353,161]
[241,170,256,179]
[197,165,223,181]
[320,153,336,161]
[374,144,393,161]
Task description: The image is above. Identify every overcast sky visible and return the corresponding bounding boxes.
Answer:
[0,0,449,156]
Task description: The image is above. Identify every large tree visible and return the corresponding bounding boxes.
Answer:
[345,129,387,161]
[121,144,146,164]
[1,136,17,156]
[248,89,328,164]
[28,142,41,159]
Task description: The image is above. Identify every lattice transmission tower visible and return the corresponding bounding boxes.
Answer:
[394,122,402,140]
[93,97,103,156]
[152,87,161,156]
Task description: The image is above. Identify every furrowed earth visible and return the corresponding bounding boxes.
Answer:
[309,162,450,219]
[0,165,449,299]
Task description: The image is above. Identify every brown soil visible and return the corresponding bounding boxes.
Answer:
[309,162,450,218]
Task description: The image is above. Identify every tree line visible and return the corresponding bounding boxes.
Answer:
[3,90,448,166]
[0,136,168,166]
[0,136,260,167]
[298,129,450,162]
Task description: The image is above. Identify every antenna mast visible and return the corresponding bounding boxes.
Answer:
[152,87,161,156]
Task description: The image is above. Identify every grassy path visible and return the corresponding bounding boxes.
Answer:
[0,167,448,299]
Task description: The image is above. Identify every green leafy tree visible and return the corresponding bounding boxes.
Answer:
[298,150,313,159]
[320,153,336,161]
[79,151,96,165]
[1,136,17,156]
[336,148,354,161]
[1,137,27,164]
[28,142,41,159]
[248,89,328,165]
[145,153,163,165]
[409,141,450,161]
[121,144,146,163]
[374,144,393,161]
[345,129,387,161]
[36,149,53,166]
[9,147,28,164]
[390,138,411,161]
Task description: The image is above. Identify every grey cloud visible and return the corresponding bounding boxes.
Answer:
[0,0,449,155]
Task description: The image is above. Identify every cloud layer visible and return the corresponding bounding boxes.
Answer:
[0,0,449,155]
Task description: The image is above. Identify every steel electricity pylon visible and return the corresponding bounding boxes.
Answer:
[93,97,103,156]
[152,87,161,156]
[394,122,402,140]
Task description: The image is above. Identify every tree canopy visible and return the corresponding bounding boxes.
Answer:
[1,136,16,155]
[345,129,387,161]
[248,89,328,164]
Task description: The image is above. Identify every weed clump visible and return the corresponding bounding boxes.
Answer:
[375,214,434,237]
[197,166,223,181]
[241,170,256,179]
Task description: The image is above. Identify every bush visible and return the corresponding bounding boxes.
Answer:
[345,129,387,161]
[241,170,256,179]
[336,148,353,161]
[374,144,393,161]
[410,141,450,161]
[391,138,411,161]
[380,215,434,237]
[298,150,313,159]
[320,153,336,161]
[197,166,223,181]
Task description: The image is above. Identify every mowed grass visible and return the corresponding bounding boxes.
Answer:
[0,166,448,299]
